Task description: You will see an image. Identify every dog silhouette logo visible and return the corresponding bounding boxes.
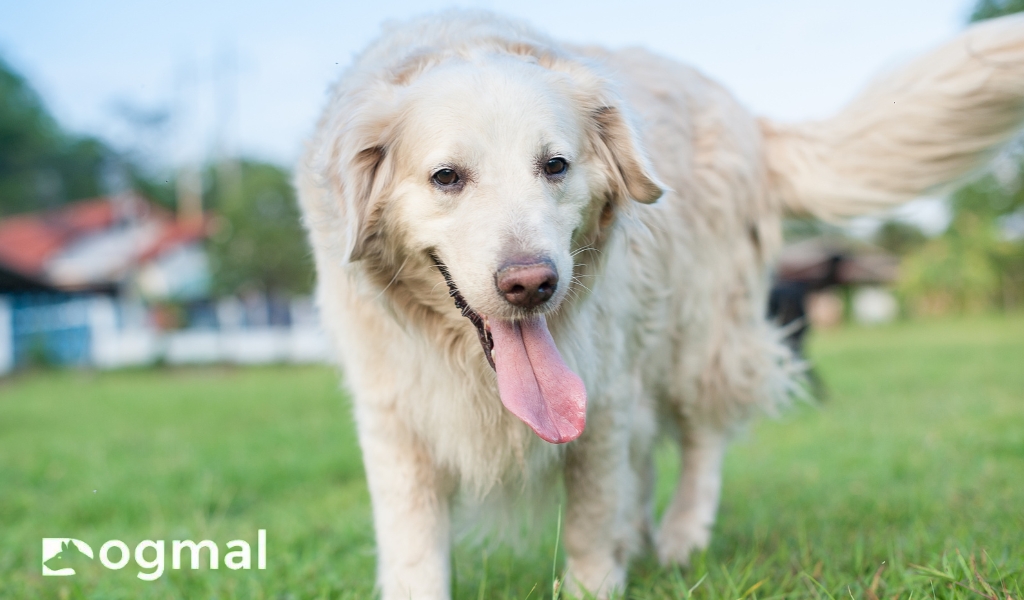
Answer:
[42,538,94,576]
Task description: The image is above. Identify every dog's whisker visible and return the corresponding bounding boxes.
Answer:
[571,245,602,259]
[569,276,593,294]
[573,274,598,288]
[374,256,410,300]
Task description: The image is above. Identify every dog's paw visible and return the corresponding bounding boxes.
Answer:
[655,519,711,567]
[562,558,626,600]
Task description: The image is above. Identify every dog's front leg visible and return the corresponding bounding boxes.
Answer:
[357,405,452,600]
[656,424,729,566]
[561,414,636,598]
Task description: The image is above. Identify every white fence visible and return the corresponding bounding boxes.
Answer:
[92,296,333,368]
[91,327,332,368]
[0,297,11,376]
[1,294,333,373]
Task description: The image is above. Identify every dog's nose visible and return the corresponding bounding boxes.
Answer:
[495,259,558,309]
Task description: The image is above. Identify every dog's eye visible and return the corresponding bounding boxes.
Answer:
[432,168,459,186]
[544,157,568,176]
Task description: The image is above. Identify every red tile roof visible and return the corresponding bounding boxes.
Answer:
[0,215,70,275]
[137,218,208,264]
[0,195,192,281]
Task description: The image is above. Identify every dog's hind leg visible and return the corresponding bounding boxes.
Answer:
[655,423,729,566]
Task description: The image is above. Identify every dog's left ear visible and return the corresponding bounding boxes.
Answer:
[589,105,664,204]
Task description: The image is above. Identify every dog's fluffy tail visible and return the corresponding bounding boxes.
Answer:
[762,14,1024,220]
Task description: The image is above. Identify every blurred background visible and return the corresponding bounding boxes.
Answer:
[2,2,1024,599]
[0,0,1022,373]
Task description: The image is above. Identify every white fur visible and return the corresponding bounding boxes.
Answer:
[296,12,1024,599]
[763,14,1024,219]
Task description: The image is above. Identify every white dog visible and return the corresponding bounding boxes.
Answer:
[296,12,1024,599]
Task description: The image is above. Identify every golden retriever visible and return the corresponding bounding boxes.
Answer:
[296,12,1024,599]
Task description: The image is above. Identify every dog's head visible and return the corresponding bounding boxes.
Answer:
[303,44,662,443]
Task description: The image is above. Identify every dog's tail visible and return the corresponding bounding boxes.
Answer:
[761,14,1024,220]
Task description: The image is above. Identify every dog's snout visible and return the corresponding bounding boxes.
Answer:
[495,259,558,309]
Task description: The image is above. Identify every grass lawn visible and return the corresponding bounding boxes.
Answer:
[1,315,1023,599]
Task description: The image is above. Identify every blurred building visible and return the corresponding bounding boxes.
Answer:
[775,236,899,292]
[0,194,209,297]
[0,196,330,374]
[769,235,900,356]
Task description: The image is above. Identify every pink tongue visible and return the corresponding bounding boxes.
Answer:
[489,315,587,444]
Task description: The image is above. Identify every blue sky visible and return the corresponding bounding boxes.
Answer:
[1,0,973,172]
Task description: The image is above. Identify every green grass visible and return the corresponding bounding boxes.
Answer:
[1,315,1023,599]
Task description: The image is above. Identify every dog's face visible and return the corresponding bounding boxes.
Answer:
[362,56,662,316]
[391,58,594,321]
[314,52,663,442]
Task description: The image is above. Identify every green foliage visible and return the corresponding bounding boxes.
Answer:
[2,316,1024,598]
[873,220,927,256]
[0,54,306,298]
[897,172,1024,315]
[971,0,1024,21]
[129,168,177,209]
[781,217,844,243]
[889,0,1024,316]
[205,160,314,296]
[952,169,1024,219]
[0,55,178,217]
[898,234,1001,315]
[0,56,110,216]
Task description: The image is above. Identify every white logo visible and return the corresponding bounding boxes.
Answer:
[40,530,266,580]
[42,538,94,576]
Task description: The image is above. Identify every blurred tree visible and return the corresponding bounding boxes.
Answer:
[894,0,1024,314]
[897,213,1002,315]
[0,54,309,299]
[874,220,927,256]
[205,160,314,296]
[781,217,845,243]
[971,0,1024,20]
[0,55,175,217]
[898,171,1024,314]
[0,56,105,215]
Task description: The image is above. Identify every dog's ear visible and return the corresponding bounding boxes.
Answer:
[331,143,390,262]
[502,42,663,204]
[589,105,664,205]
[297,95,396,265]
